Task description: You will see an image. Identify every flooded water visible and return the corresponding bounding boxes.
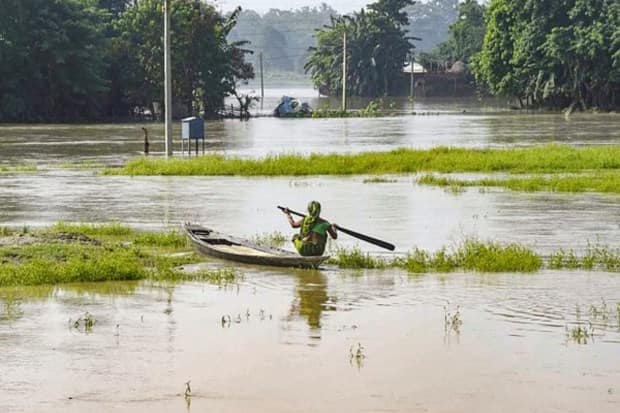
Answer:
[1,93,620,412]
[1,270,619,413]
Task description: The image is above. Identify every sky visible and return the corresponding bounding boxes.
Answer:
[217,0,374,14]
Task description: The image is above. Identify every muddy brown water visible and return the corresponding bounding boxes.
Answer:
[1,270,619,412]
[1,97,620,412]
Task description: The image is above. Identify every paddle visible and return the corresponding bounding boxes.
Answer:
[277,205,395,251]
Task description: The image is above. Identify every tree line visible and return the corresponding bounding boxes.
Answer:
[0,0,253,122]
[304,0,618,110]
[473,0,619,110]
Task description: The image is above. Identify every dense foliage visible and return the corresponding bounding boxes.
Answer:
[0,0,253,122]
[305,0,415,97]
[472,0,620,110]
[436,0,485,64]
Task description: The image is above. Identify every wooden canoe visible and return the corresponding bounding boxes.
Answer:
[183,223,329,269]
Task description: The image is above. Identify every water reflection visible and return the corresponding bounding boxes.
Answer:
[290,270,334,338]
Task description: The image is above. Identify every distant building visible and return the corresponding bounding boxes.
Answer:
[402,62,427,74]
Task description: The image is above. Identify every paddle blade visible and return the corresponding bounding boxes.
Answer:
[334,225,395,251]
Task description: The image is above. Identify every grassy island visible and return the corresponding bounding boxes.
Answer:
[106,144,620,177]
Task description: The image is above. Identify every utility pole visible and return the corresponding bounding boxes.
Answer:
[409,54,414,100]
[259,51,264,108]
[163,0,173,157]
[342,31,347,112]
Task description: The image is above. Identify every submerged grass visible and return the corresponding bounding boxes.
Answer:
[251,231,288,248]
[332,239,620,274]
[330,247,388,269]
[419,173,620,194]
[105,144,620,177]
[333,240,543,273]
[363,177,397,183]
[0,164,37,173]
[0,223,237,287]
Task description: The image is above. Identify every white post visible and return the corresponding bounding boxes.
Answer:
[409,54,414,99]
[342,31,347,112]
[259,51,264,104]
[164,0,173,157]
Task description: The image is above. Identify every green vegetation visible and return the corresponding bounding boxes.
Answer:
[251,231,288,248]
[0,223,237,287]
[331,247,388,269]
[568,323,593,344]
[419,173,620,194]
[420,0,485,66]
[228,5,338,74]
[0,0,253,122]
[311,101,382,118]
[0,165,38,174]
[363,177,397,183]
[51,222,133,237]
[549,244,620,271]
[305,0,415,97]
[399,240,542,273]
[473,0,619,110]
[332,240,543,273]
[332,240,620,274]
[106,145,620,177]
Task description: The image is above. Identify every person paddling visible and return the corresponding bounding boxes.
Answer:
[283,201,337,256]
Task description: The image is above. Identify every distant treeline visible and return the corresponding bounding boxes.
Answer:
[228,0,461,75]
[0,0,253,122]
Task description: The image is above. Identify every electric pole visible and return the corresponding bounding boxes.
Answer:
[259,51,264,108]
[342,31,347,112]
[164,0,173,157]
[409,54,414,100]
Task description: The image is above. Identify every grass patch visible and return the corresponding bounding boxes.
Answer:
[50,222,133,237]
[330,247,388,269]
[0,227,13,237]
[363,177,397,183]
[251,231,288,248]
[134,231,188,248]
[311,101,381,118]
[105,144,620,177]
[0,224,239,287]
[454,240,542,272]
[0,164,37,173]
[419,173,620,194]
[334,240,546,273]
[59,161,105,170]
[548,243,620,271]
[334,239,620,274]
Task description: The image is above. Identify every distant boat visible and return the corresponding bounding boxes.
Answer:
[183,223,329,269]
[273,96,312,117]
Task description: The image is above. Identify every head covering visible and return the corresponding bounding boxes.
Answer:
[301,200,321,237]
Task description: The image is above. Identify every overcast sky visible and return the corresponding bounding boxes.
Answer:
[217,0,374,14]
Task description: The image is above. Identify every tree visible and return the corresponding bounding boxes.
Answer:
[305,0,415,97]
[473,0,619,109]
[437,0,485,63]
[116,0,254,118]
[227,5,338,74]
[0,0,108,121]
